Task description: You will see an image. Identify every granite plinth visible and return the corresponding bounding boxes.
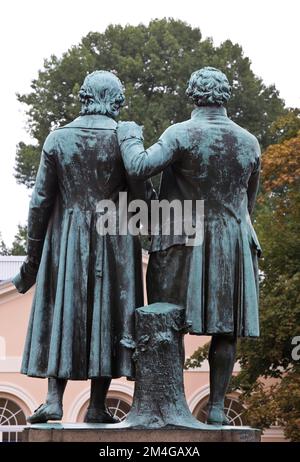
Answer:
[22,423,261,442]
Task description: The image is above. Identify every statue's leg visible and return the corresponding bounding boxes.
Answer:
[207,334,237,425]
[84,377,118,423]
[27,378,67,424]
[47,377,67,405]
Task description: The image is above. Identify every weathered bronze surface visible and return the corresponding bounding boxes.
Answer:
[117,67,261,425]
[13,66,261,429]
[13,71,153,423]
[123,303,208,429]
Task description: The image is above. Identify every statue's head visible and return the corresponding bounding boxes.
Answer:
[79,70,125,118]
[186,67,231,107]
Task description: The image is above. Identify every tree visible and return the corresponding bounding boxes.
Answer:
[237,133,300,440]
[0,226,27,256]
[10,225,27,256]
[15,19,286,188]
[0,232,10,256]
[185,132,300,441]
[269,109,300,145]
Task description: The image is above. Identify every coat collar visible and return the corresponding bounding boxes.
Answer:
[191,106,227,119]
[62,115,117,130]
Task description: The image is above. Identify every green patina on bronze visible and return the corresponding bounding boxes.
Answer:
[117,67,261,426]
[13,66,261,428]
[13,71,154,424]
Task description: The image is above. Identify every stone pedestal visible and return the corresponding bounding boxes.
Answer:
[22,304,261,444]
[22,423,261,442]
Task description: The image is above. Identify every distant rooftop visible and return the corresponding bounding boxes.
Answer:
[0,256,26,282]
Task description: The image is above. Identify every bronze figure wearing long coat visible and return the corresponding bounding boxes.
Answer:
[118,105,261,338]
[14,114,151,380]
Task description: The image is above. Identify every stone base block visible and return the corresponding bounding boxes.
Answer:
[22,423,261,443]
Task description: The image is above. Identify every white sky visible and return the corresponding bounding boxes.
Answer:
[0,0,299,245]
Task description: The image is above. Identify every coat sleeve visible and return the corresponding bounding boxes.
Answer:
[13,138,58,293]
[247,139,261,216]
[117,121,180,180]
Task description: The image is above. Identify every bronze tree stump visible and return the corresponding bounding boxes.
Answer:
[122,303,208,429]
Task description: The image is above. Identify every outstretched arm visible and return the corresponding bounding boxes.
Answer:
[117,121,180,180]
[13,141,58,293]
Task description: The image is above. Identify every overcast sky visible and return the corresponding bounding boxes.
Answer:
[0,0,299,245]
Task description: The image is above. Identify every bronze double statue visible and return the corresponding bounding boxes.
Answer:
[13,67,261,427]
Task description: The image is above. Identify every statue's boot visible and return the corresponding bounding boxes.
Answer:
[84,407,119,424]
[27,402,63,424]
[206,404,230,426]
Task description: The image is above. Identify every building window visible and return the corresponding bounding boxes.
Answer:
[193,395,246,426]
[106,397,131,422]
[0,397,27,442]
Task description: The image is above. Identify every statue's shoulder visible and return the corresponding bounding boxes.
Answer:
[162,120,190,139]
[42,130,61,154]
[229,120,260,150]
[42,122,76,154]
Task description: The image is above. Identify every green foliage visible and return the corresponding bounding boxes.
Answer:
[236,272,300,385]
[184,341,209,369]
[269,108,300,144]
[15,143,40,189]
[241,367,300,441]
[275,367,300,441]
[10,225,27,256]
[0,226,27,256]
[15,18,286,188]
[0,233,10,256]
[241,382,280,429]
[235,139,300,440]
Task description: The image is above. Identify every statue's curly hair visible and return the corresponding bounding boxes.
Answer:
[79,70,125,118]
[186,67,231,107]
